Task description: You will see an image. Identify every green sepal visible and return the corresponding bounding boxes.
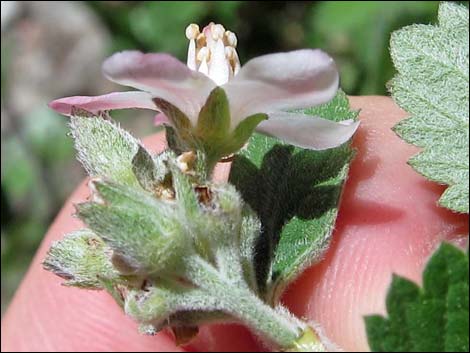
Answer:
[160,87,267,173]
[230,113,268,151]
[195,87,231,144]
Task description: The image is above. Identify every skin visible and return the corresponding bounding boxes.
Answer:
[1,96,468,352]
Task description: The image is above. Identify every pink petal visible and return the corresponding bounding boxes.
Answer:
[154,113,170,126]
[48,91,157,116]
[255,112,360,150]
[102,51,216,123]
[224,49,339,127]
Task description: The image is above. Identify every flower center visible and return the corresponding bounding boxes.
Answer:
[185,23,241,86]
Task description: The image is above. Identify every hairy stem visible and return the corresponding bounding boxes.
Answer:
[183,254,302,350]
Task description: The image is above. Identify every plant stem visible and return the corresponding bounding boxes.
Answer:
[183,254,302,350]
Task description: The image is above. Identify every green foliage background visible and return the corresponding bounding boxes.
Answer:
[1,1,466,314]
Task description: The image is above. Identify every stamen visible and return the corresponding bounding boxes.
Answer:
[225,46,241,76]
[197,47,210,75]
[211,24,225,40]
[197,47,210,62]
[186,24,200,70]
[185,24,200,40]
[196,33,206,48]
[225,46,235,60]
[224,31,237,48]
[186,22,241,84]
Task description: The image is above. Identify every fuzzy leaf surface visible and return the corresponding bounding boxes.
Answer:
[70,116,141,187]
[390,2,469,213]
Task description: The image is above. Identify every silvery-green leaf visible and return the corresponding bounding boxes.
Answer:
[390,2,469,213]
[70,115,141,186]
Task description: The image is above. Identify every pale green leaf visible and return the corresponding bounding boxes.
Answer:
[390,2,469,213]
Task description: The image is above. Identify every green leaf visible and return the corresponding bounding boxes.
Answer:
[70,116,141,187]
[42,229,119,289]
[366,243,469,352]
[390,2,469,213]
[229,90,357,302]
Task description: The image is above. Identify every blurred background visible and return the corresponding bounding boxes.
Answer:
[0,0,465,314]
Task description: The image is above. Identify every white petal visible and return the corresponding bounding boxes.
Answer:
[102,51,216,123]
[224,49,339,128]
[154,113,170,126]
[49,91,157,116]
[255,112,360,150]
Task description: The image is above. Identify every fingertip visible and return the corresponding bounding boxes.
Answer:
[282,96,468,351]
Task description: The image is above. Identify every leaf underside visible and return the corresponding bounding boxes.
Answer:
[366,243,469,352]
[69,115,142,187]
[390,2,469,213]
[229,90,357,303]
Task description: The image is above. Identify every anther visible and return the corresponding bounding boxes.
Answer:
[224,31,237,47]
[185,24,200,40]
[211,24,225,40]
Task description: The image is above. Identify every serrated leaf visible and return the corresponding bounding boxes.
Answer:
[390,2,469,213]
[229,90,357,302]
[70,116,141,187]
[43,229,119,289]
[366,243,469,352]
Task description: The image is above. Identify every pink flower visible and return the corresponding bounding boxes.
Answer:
[49,23,359,151]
